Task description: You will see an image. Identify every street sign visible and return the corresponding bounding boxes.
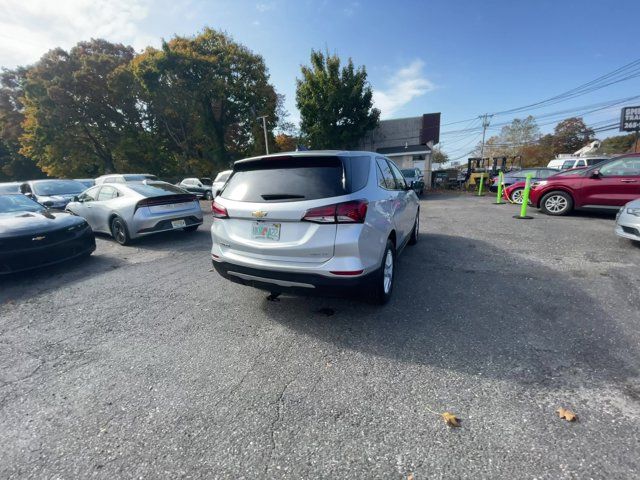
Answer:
[620,106,640,132]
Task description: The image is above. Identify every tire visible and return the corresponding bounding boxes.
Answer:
[371,240,395,305]
[510,188,524,204]
[408,213,419,245]
[205,191,213,200]
[183,225,199,232]
[540,191,573,216]
[110,216,131,245]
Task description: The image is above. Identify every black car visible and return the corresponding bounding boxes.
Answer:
[20,179,88,209]
[177,178,214,200]
[0,194,96,274]
[489,168,559,192]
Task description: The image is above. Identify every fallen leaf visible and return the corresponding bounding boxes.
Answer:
[556,407,577,422]
[407,473,415,480]
[441,412,461,427]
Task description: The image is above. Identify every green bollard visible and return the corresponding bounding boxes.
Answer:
[513,173,534,220]
[477,175,485,196]
[495,170,505,204]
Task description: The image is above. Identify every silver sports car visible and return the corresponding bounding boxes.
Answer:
[66,181,203,245]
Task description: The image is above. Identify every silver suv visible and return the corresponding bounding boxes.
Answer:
[210,151,420,304]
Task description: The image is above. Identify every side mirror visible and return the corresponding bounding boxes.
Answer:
[42,200,54,208]
[590,170,601,178]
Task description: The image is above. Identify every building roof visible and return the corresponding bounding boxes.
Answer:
[376,144,432,155]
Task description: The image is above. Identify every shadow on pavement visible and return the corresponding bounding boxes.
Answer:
[262,232,638,389]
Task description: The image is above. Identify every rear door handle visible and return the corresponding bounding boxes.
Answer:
[620,179,638,183]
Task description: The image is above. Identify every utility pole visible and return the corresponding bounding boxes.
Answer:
[479,113,492,162]
[257,116,269,155]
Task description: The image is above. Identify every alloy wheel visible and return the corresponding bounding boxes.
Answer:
[511,189,524,204]
[545,195,568,214]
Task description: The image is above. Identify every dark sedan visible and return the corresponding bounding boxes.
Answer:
[0,194,95,274]
[20,179,87,209]
[489,168,559,192]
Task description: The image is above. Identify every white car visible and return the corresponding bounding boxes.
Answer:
[615,198,640,243]
[210,151,420,304]
[211,170,232,197]
[547,157,609,170]
[95,173,158,185]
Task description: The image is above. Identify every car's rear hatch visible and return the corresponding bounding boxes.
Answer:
[213,154,369,264]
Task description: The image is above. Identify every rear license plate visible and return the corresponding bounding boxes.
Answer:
[252,222,281,241]
[171,219,186,228]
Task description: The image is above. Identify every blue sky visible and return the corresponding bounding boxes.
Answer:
[1,0,639,158]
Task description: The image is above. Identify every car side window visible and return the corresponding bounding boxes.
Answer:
[387,160,407,190]
[576,160,586,167]
[599,158,640,177]
[97,186,118,201]
[376,158,397,190]
[80,186,100,202]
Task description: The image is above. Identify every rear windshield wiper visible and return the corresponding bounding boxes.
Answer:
[260,194,306,200]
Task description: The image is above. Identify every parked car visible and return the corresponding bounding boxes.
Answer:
[178,178,214,200]
[66,181,203,245]
[615,199,640,243]
[0,182,21,194]
[0,194,95,274]
[211,170,232,197]
[401,168,425,195]
[489,168,559,192]
[547,157,609,170]
[95,173,158,185]
[502,168,588,203]
[210,151,420,304]
[20,179,87,209]
[75,178,95,188]
[529,154,640,216]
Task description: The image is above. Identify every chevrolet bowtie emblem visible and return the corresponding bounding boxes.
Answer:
[252,210,268,218]
[32,236,46,241]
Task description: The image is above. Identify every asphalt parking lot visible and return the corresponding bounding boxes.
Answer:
[1,194,639,479]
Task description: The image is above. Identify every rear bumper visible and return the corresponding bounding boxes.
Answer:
[212,259,379,297]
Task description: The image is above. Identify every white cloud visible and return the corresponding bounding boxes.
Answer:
[372,60,435,119]
[256,2,275,12]
[0,0,155,68]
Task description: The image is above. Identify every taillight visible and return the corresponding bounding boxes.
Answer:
[212,200,229,218]
[302,200,368,224]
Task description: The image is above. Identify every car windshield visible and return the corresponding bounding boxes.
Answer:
[0,194,45,214]
[401,169,415,177]
[214,172,230,183]
[0,183,20,194]
[128,182,189,197]
[552,168,588,177]
[32,180,86,196]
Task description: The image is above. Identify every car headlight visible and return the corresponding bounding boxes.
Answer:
[627,208,640,217]
[531,180,548,188]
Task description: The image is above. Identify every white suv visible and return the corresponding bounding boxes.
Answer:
[210,151,420,304]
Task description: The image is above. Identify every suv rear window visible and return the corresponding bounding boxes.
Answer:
[221,155,369,202]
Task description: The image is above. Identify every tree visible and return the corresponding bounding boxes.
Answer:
[0,68,45,180]
[130,29,279,175]
[19,39,150,177]
[499,116,540,155]
[274,133,298,152]
[296,50,379,149]
[552,117,594,154]
[432,149,449,165]
[597,133,637,154]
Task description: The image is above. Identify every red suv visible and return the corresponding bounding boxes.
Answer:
[529,154,640,216]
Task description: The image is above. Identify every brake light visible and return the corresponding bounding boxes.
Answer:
[212,200,229,218]
[302,200,368,224]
